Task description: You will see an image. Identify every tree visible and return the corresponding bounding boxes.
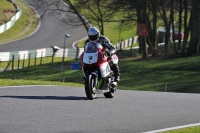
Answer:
[74,0,119,35]
[188,0,200,55]
[181,0,191,55]
[31,0,91,31]
[178,0,183,51]
[31,0,200,57]
[135,0,148,59]
[146,0,159,57]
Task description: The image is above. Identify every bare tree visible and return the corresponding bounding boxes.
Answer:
[73,0,117,35]
[157,0,176,57]
[146,0,159,57]
[31,0,91,31]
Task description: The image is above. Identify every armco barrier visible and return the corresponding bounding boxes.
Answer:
[0,36,138,62]
[0,48,83,62]
[114,36,138,50]
[0,1,22,34]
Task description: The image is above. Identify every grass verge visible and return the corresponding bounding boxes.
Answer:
[118,52,200,93]
[161,126,200,133]
[0,51,200,94]
[0,0,16,22]
[0,0,38,44]
[0,57,84,87]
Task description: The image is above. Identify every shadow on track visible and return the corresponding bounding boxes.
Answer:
[0,95,88,100]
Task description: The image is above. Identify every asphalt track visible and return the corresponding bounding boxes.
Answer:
[1,85,200,133]
[0,0,87,52]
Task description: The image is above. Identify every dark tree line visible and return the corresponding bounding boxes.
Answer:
[109,0,199,58]
[33,0,200,59]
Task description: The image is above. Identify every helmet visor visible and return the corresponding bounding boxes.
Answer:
[88,34,99,41]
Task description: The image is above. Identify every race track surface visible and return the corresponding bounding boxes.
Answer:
[0,0,87,52]
[1,86,200,133]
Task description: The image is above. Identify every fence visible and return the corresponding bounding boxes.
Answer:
[0,48,81,71]
[0,36,139,71]
[0,0,22,34]
[114,36,138,50]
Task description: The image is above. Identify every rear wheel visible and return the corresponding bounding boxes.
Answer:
[104,85,116,98]
[85,74,96,100]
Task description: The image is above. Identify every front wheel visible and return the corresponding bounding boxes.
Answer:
[85,74,96,100]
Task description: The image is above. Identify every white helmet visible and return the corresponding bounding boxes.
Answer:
[88,27,100,41]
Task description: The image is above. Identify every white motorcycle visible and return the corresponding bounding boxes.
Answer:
[80,42,118,100]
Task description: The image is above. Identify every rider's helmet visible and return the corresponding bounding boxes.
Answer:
[88,27,100,42]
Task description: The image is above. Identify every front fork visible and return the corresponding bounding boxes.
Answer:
[92,71,98,87]
[82,67,86,79]
[82,67,98,87]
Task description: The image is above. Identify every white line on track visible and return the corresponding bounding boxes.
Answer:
[143,123,200,133]
[72,36,87,49]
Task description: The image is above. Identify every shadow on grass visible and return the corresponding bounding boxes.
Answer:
[0,62,84,84]
[1,53,200,93]
[1,95,88,100]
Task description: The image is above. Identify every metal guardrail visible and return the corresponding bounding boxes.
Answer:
[0,36,139,72]
[0,48,83,62]
[0,36,139,62]
[0,0,22,34]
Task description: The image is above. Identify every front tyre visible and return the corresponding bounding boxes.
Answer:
[85,74,96,100]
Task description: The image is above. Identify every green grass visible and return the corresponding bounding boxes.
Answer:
[0,79,83,87]
[0,0,38,43]
[1,51,200,94]
[118,52,200,93]
[161,126,200,133]
[0,0,15,11]
[104,22,136,45]
[78,22,136,48]
[0,59,84,87]
[0,0,16,22]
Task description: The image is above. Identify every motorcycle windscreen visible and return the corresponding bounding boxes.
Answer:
[84,42,99,53]
[83,42,99,64]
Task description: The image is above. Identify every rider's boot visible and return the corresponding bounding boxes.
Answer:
[115,75,120,82]
[111,64,120,82]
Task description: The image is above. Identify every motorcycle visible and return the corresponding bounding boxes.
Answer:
[80,42,118,100]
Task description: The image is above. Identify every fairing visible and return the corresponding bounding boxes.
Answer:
[80,42,108,67]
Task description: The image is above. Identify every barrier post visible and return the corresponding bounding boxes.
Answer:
[22,54,25,68]
[28,53,31,67]
[40,51,43,65]
[75,47,79,60]
[120,42,122,51]
[18,55,20,69]
[12,55,14,70]
[34,52,37,66]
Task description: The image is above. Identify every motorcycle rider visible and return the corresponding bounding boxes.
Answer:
[84,27,120,82]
